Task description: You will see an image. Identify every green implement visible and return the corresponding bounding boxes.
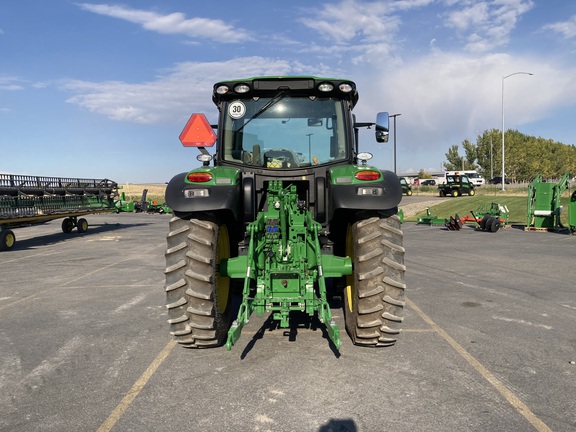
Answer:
[570,190,576,234]
[221,181,352,350]
[417,208,446,225]
[469,202,509,232]
[526,173,569,231]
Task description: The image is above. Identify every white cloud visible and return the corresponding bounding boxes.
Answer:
[353,50,576,171]
[0,76,24,91]
[444,2,489,32]
[60,51,576,173]
[77,3,252,43]
[542,15,576,39]
[60,1,576,174]
[300,0,407,44]
[443,0,535,52]
[299,0,534,60]
[298,0,439,64]
[62,57,308,124]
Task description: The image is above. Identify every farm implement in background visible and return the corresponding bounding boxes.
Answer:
[466,202,509,232]
[417,208,452,226]
[416,208,464,230]
[115,188,172,214]
[418,202,509,233]
[0,174,118,251]
[114,190,136,213]
[525,173,571,233]
[116,189,172,214]
[135,189,171,214]
[570,190,576,234]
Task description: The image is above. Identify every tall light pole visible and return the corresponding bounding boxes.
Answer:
[306,133,313,163]
[390,113,401,174]
[478,129,494,181]
[490,133,493,181]
[501,72,533,191]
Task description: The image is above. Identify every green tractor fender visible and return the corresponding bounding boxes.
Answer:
[165,169,241,220]
[328,168,402,218]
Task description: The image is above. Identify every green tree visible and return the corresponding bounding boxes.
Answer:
[444,145,462,170]
[418,169,432,179]
[462,139,478,170]
[449,130,576,182]
[444,140,479,171]
[475,129,499,179]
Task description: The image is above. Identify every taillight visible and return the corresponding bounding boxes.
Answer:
[354,170,381,181]
[187,172,213,183]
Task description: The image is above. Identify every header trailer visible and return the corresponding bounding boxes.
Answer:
[0,174,118,251]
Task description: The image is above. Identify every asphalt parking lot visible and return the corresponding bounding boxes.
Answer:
[0,212,574,432]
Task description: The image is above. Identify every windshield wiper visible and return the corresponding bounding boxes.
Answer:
[236,90,288,133]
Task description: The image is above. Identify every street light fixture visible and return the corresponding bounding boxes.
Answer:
[501,72,533,191]
[390,113,401,174]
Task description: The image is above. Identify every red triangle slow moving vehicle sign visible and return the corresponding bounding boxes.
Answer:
[179,113,217,147]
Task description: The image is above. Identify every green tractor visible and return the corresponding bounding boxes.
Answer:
[438,173,475,197]
[400,177,413,196]
[164,76,405,350]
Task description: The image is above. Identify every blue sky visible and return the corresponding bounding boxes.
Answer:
[2,0,576,183]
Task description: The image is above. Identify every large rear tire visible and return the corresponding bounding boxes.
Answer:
[164,216,232,348]
[344,215,406,347]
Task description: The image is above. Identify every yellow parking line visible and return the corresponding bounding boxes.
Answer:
[406,297,552,432]
[97,300,552,432]
[97,339,177,432]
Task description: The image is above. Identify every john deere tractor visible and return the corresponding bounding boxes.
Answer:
[164,76,405,350]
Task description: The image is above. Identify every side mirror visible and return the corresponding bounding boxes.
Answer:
[375,112,389,143]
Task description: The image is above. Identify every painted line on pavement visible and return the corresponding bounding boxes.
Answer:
[406,296,552,432]
[97,339,177,432]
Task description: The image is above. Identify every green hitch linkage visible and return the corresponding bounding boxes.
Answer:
[225,223,258,351]
[310,220,343,350]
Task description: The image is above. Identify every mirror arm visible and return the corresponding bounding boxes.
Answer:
[354,122,375,128]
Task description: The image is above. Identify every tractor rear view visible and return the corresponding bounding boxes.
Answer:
[164,76,405,350]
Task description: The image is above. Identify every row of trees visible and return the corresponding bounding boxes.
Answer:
[443,129,576,182]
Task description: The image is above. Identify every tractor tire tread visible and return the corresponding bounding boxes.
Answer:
[344,215,405,347]
[164,216,230,348]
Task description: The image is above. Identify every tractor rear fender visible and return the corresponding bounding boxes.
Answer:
[165,172,241,221]
[329,169,402,218]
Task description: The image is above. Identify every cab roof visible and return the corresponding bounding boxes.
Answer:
[212,76,359,107]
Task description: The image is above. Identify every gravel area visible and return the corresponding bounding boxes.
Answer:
[400,198,451,217]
